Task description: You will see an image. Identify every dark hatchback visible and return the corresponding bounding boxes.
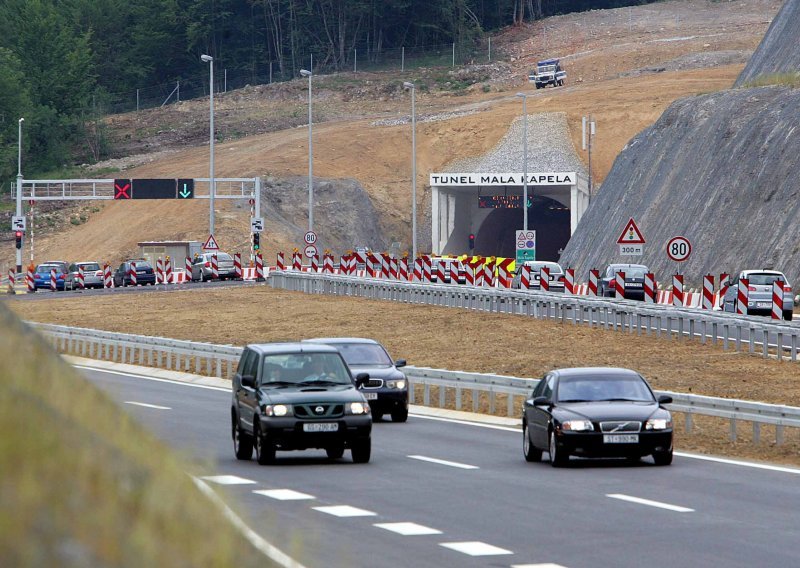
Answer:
[522,367,673,467]
[305,338,409,422]
[232,343,373,464]
[113,260,156,287]
[599,264,649,300]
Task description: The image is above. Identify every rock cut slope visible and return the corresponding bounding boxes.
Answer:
[735,0,800,86]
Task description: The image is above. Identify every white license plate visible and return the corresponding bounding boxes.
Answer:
[303,422,339,432]
[627,283,643,288]
[363,392,378,400]
[603,434,639,444]
[756,302,771,308]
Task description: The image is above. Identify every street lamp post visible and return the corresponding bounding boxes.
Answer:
[516,93,529,231]
[16,117,24,273]
[201,54,215,237]
[300,69,314,232]
[403,81,417,259]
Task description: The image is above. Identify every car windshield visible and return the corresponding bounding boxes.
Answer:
[261,353,352,386]
[556,374,654,403]
[748,273,788,286]
[333,343,393,366]
[79,263,101,271]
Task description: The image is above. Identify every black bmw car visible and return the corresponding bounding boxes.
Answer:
[305,338,409,422]
[522,367,673,467]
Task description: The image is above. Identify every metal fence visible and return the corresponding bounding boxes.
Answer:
[30,322,800,445]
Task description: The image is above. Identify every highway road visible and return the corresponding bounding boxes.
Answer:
[79,365,800,568]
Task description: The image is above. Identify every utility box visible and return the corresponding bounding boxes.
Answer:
[138,241,203,273]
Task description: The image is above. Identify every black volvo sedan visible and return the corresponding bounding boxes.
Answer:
[522,367,673,467]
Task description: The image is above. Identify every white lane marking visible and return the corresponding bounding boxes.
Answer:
[606,493,694,513]
[254,489,315,501]
[201,475,257,485]
[410,412,519,432]
[193,478,308,568]
[73,365,229,392]
[512,564,569,568]
[408,455,479,470]
[313,505,376,518]
[674,451,800,475]
[439,541,513,556]
[124,401,171,410]
[373,522,442,536]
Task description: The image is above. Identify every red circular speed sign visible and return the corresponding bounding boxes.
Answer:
[666,236,692,262]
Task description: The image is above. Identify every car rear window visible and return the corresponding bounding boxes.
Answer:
[79,263,101,271]
[557,374,654,403]
[334,343,392,366]
[748,273,788,286]
[36,265,59,273]
[216,253,232,261]
[131,262,152,269]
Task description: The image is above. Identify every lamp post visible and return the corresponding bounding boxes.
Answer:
[516,93,529,231]
[300,69,314,232]
[201,54,215,237]
[403,81,417,259]
[16,117,24,274]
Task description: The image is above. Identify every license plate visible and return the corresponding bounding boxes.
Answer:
[303,422,338,432]
[756,302,771,308]
[603,434,639,444]
[627,283,643,288]
[363,392,378,400]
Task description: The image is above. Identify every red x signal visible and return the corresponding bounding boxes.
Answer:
[114,180,131,199]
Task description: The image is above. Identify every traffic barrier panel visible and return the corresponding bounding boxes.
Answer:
[423,256,432,282]
[772,280,784,320]
[156,257,164,284]
[323,253,334,274]
[104,264,113,288]
[389,257,398,280]
[211,253,219,279]
[256,253,265,281]
[277,252,285,271]
[644,272,656,303]
[702,274,714,310]
[77,265,85,290]
[736,277,749,315]
[7,269,15,295]
[482,262,493,287]
[449,261,459,284]
[165,256,173,284]
[672,274,684,307]
[234,253,243,279]
[50,268,57,291]
[130,262,137,286]
[311,254,320,273]
[718,272,730,308]
[565,268,575,295]
[520,264,531,289]
[589,269,599,296]
[399,258,409,281]
[292,252,301,271]
[380,254,390,279]
[436,259,446,283]
[497,259,513,289]
[540,266,550,292]
[26,266,34,293]
[615,271,625,300]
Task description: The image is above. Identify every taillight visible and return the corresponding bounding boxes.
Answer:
[784,286,792,292]
[748,286,757,291]
[58,274,64,279]
[96,271,103,276]
[204,262,211,268]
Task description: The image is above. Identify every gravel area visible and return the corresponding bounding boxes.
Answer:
[371,109,481,127]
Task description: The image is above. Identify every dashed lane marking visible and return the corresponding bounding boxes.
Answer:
[254,489,315,501]
[606,493,694,513]
[511,564,569,568]
[439,541,513,556]
[312,505,377,518]
[407,455,479,470]
[373,522,442,536]
[201,475,258,485]
[124,401,171,410]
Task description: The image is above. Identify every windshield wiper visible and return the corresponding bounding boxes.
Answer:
[298,379,345,386]
[558,399,590,403]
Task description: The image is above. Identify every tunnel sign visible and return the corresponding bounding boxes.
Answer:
[516,230,536,263]
[617,218,645,256]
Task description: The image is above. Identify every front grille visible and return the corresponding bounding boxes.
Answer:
[599,421,641,433]
[363,378,384,389]
[294,404,344,418]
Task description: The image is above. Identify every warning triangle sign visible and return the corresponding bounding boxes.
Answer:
[616,218,645,244]
[203,234,220,250]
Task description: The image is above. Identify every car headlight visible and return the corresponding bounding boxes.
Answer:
[386,380,406,389]
[561,419,594,432]
[645,418,672,430]
[347,402,371,415]
[263,404,292,417]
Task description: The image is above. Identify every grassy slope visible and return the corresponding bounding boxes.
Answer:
[0,303,274,567]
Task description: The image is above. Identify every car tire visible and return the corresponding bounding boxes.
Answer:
[326,444,345,459]
[784,311,793,322]
[391,407,409,423]
[523,423,542,463]
[549,428,568,467]
[233,415,253,460]
[351,437,371,463]
[254,422,275,465]
[652,448,673,466]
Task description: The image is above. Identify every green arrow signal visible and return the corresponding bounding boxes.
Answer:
[526,198,532,208]
[179,184,191,198]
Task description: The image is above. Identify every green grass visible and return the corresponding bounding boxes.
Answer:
[743,72,800,89]
[0,305,279,567]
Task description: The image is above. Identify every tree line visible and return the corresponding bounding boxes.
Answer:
[0,0,656,182]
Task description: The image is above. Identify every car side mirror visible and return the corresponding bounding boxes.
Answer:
[394,359,407,368]
[241,375,255,388]
[657,395,673,405]
[533,396,550,406]
[355,372,370,387]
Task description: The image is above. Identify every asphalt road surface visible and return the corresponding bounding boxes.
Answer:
[78,365,800,568]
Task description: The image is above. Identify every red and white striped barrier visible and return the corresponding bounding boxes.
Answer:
[26,267,34,293]
[234,253,243,279]
[156,258,164,284]
[718,272,729,308]
[482,262,493,287]
[497,259,513,289]
[323,254,334,274]
[77,265,85,290]
[311,254,319,273]
[412,258,422,282]
[540,266,550,292]
[472,262,483,287]
[772,280,784,320]
[702,274,714,310]
[366,254,379,278]
[422,256,432,282]
[104,264,112,288]
[277,252,285,271]
[520,264,531,289]
[255,253,264,280]
[186,257,193,281]
[435,259,445,283]
[736,277,748,315]
[399,258,409,281]
[644,272,656,303]
[589,269,599,296]
[355,250,367,270]
[389,257,397,280]
[615,271,625,300]
[211,254,219,279]
[130,262,138,286]
[7,269,15,294]
[464,262,475,286]
[50,268,57,291]
[672,274,684,307]
[449,261,459,284]
[292,252,301,271]
[564,268,575,295]
[166,257,173,284]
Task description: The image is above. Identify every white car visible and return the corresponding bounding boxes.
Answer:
[721,269,793,321]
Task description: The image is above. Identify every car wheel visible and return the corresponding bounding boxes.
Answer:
[652,448,673,466]
[784,311,793,322]
[326,444,345,459]
[549,428,568,467]
[233,415,253,460]
[254,422,275,465]
[351,437,371,463]
[391,407,409,423]
[523,423,542,462]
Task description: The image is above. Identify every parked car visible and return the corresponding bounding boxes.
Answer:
[231,343,372,464]
[430,257,466,284]
[528,58,566,89]
[191,252,237,281]
[522,367,674,467]
[33,263,67,290]
[722,270,794,321]
[304,338,409,422]
[512,261,565,291]
[65,261,104,290]
[599,263,649,300]
[113,260,156,287]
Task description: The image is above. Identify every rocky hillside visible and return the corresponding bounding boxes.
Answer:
[735,0,800,86]
[560,85,800,285]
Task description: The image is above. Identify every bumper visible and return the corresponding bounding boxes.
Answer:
[555,430,672,458]
[258,416,372,450]
[362,389,408,414]
[34,280,65,290]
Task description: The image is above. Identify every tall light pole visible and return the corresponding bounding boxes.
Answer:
[516,93,529,231]
[403,81,417,259]
[201,54,215,237]
[16,117,24,273]
[582,115,596,202]
[300,68,314,232]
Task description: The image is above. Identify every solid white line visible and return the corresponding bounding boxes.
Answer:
[606,493,694,513]
[407,455,479,470]
[124,401,171,410]
[511,564,568,568]
[73,365,229,392]
[674,451,800,475]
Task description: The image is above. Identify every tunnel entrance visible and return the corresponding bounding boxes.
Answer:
[475,196,570,261]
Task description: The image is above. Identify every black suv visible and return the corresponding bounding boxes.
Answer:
[232,343,373,464]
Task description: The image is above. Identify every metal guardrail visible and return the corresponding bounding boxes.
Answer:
[30,322,800,445]
[268,271,800,362]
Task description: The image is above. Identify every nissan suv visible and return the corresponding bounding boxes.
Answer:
[231,343,373,464]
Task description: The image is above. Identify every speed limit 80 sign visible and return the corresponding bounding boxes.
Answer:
[666,236,692,262]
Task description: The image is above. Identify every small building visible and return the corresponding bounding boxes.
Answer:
[137,241,203,270]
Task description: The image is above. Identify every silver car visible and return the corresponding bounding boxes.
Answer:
[191,252,237,281]
[65,261,104,290]
[722,270,794,321]
[512,261,565,291]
